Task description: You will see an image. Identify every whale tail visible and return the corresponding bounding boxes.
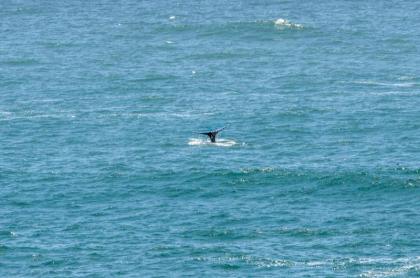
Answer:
[198,127,226,143]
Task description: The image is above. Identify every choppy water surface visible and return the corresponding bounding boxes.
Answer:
[1,0,419,276]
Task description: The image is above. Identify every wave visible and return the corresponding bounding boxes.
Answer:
[357,256,420,277]
[0,110,213,122]
[191,254,420,275]
[274,18,303,29]
[366,90,419,97]
[156,18,305,37]
[192,254,293,268]
[179,166,420,191]
[352,80,417,88]
[188,138,237,147]
[0,112,77,121]
[398,76,418,81]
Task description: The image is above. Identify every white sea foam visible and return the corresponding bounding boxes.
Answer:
[299,256,420,277]
[353,80,416,87]
[188,138,236,147]
[397,75,417,81]
[360,258,420,277]
[369,90,419,96]
[32,99,62,103]
[274,18,303,29]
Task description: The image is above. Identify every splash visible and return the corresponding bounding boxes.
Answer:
[274,18,303,29]
[188,138,236,147]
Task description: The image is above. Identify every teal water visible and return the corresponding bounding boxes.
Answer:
[1,1,420,276]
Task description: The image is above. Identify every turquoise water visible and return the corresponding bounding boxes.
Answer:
[1,0,419,276]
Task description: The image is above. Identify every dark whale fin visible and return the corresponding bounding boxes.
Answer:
[198,127,225,143]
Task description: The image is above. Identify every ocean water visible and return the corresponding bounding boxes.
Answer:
[1,0,419,276]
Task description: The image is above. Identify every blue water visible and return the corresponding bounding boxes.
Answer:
[1,1,420,276]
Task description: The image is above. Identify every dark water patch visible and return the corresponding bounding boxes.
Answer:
[275,227,338,238]
[181,227,261,242]
[0,231,17,238]
[146,244,193,259]
[136,166,420,199]
[316,168,420,193]
[130,74,179,83]
[0,58,41,66]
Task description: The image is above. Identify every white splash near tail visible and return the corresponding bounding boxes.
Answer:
[274,18,303,29]
[188,138,236,147]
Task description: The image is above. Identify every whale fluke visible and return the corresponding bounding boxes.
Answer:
[198,127,225,143]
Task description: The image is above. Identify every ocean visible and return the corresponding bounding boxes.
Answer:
[1,0,419,276]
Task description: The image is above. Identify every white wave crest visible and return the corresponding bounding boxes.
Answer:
[354,80,416,87]
[188,138,237,147]
[274,18,303,29]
